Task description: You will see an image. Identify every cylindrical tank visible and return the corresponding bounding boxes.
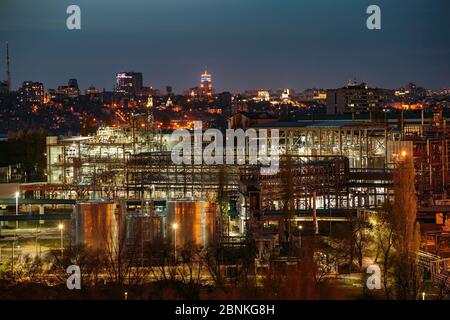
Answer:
[166,201,216,248]
[74,202,122,253]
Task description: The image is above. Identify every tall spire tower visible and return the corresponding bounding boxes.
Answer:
[5,42,11,92]
[199,66,212,97]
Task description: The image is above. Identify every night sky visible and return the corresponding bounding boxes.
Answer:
[0,0,449,92]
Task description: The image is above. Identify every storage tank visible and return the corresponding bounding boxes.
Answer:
[74,201,122,253]
[166,200,216,248]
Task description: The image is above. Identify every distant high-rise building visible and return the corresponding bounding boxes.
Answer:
[218,92,232,116]
[85,85,102,102]
[115,72,143,96]
[57,79,80,99]
[19,81,44,104]
[326,81,392,115]
[85,85,98,95]
[199,67,213,97]
[68,78,79,89]
[396,82,427,99]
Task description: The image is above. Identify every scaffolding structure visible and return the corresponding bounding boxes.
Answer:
[44,123,166,199]
[28,113,448,213]
[126,152,241,200]
[262,121,399,169]
[407,124,450,206]
[238,156,393,220]
[256,156,350,211]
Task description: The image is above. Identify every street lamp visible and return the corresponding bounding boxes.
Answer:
[58,223,64,259]
[298,225,303,248]
[14,191,19,229]
[172,223,178,258]
[11,240,15,275]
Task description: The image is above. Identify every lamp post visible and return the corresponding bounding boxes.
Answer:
[11,240,15,275]
[13,191,20,274]
[15,191,19,230]
[172,223,178,258]
[58,223,64,259]
[298,225,303,248]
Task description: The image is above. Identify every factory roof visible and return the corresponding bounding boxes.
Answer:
[252,120,376,129]
[251,109,450,129]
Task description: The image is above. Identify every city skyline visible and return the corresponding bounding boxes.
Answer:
[1,0,449,304]
[2,63,449,94]
[0,0,449,92]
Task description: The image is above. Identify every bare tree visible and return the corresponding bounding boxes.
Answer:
[391,156,422,300]
[372,208,395,299]
[202,240,226,292]
[373,156,423,300]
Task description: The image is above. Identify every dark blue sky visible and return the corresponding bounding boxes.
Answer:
[0,0,449,92]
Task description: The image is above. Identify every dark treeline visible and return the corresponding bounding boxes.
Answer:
[0,128,47,182]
